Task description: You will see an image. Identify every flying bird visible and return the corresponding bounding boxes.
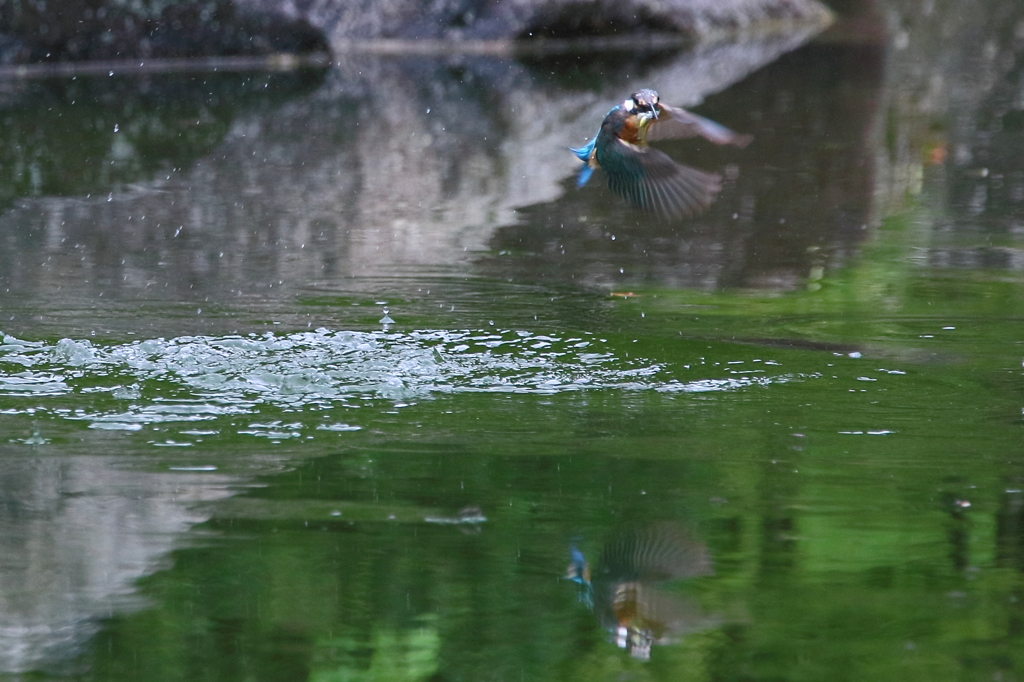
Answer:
[571,89,751,219]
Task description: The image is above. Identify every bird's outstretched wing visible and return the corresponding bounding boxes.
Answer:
[601,138,722,219]
[646,104,752,148]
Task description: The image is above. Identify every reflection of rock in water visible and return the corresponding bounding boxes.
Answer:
[0,453,242,674]
[0,29,825,328]
[568,523,716,660]
[0,69,326,210]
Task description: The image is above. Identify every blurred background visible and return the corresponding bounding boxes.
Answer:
[3,0,1024,679]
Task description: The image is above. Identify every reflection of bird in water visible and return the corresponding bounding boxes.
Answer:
[567,523,715,660]
[571,89,751,219]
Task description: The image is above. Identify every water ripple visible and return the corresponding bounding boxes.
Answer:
[1,329,800,428]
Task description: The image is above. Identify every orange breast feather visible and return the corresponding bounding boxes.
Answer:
[618,115,646,145]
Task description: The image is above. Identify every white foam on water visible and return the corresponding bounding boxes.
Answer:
[1,329,804,426]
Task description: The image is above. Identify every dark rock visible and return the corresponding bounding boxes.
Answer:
[271,0,833,44]
[0,0,329,63]
[0,0,833,65]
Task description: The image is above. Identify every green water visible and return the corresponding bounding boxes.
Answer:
[3,9,1024,681]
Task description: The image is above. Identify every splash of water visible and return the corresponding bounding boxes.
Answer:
[1,329,796,432]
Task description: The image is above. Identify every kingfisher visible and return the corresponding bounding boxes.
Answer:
[570,89,752,219]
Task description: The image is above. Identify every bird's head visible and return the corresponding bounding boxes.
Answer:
[629,89,661,119]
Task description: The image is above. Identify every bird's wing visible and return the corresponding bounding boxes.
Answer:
[602,138,722,219]
[597,523,713,582]
[646,104,752,148]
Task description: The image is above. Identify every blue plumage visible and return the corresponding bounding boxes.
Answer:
[570,137,596,164]
[570,115,604,188]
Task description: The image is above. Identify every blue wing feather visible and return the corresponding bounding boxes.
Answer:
[575,164,596,188]
[570,138,596,162]
[570,137,599,187]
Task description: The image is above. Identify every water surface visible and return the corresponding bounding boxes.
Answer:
[3,7,1024,681]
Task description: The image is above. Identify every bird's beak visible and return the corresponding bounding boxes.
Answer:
[651,106,659,120]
